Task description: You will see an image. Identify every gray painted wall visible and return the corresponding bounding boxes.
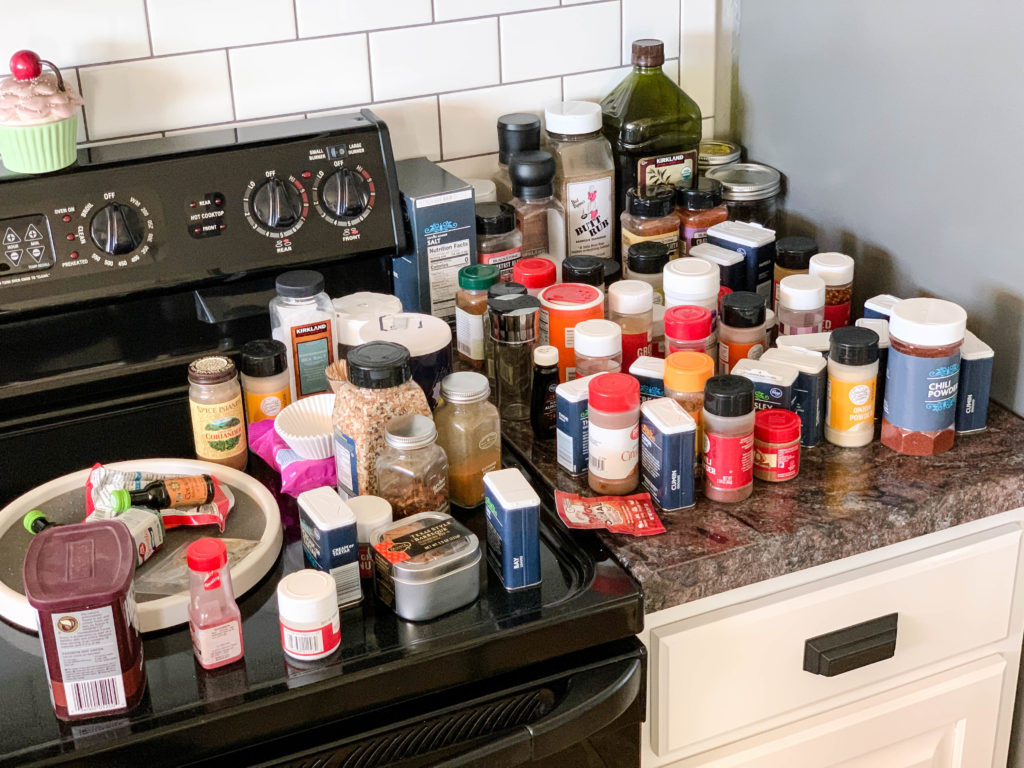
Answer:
[732,0,1024,415]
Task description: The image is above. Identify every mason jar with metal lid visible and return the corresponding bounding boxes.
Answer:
[697,139,742,175]
[375,413,450,519]
[706,162,782,230]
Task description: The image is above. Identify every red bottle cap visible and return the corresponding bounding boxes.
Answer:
[513,257,556,289]
[187,537,227,572]
[588,372,640,412]
[664,305,712,340]
[754,408,801,444]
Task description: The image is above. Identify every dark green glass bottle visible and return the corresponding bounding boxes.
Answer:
[601,39,703,253]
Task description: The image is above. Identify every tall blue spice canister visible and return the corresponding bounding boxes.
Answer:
[483,468,541,591]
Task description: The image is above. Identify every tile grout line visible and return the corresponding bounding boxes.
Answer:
[365,33,375,103]
[74,69,91,143]
[142,0,156,56]
[678,0,684,87]
[224,49,238,122]
[435,95,444,160]
[292,0,300,38]
[497,15,503,84]
[619,0,624,66]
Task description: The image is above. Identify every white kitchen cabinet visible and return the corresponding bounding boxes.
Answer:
[640,509,1024,768]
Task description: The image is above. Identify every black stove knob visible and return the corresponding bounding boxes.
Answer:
[321,168,370,221]
[90,202,144,255]
[251,177,303,231]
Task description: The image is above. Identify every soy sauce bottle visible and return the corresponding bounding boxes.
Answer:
[530,345,560,440]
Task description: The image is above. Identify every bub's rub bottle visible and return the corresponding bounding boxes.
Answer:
[187,538,244,670]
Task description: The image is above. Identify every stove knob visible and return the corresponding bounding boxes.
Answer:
[321,168,370,221]
[251,177,303,231]
[90,202,144,255]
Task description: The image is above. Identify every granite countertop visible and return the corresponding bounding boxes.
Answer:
[503,403,1024,614]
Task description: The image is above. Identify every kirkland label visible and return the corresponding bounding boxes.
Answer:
[883,350,960,432]
[588,423,639,480]
[455,306,485,361]
[52,606,127,717]
[292,319,333,398]
[334,429,360,499]
[636,149,696,197]
[478,245,523,281]
[565,175,613,259]
[703,431,753,491]
[427,237,471,319]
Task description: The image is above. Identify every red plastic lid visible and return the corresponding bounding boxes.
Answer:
[663,305,712,340]
[539,283,602,307]
[187,537,227,572]
[754,408,801,443]
[588,372,640,412]
[513,257,556,289]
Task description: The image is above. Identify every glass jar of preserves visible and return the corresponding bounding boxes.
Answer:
[376,414,449,519]
[434,372,501,509]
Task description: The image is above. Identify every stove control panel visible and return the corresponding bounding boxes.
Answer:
[0,111,404,315]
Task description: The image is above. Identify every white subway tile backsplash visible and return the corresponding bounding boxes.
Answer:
[702,116,715,138]
[621,0,680,64]
[439,79,560,160]
[681,0,716,116]
[295,0,432,37]
[230,37,370,120]
[0,0,150,68]
[434,0,556,22]
[439,154,500,184]
[318,97,441,161]
[80,53,233,140]
[147,0,296,56]
[561,59,677,103]
[369,19,499,102]
[500,3,620,83]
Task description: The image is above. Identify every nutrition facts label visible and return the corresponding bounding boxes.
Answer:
[428,236,471,319]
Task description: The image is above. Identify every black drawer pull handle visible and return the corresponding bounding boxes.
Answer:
[803,613,898,677]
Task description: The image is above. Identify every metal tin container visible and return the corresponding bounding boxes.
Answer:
[370,511,480,622]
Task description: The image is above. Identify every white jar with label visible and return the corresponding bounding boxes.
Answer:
[270,270,337,402]
[574,319,623,378]
[277,570,341,662]
[545,101,615,262]
[825,326,879,448]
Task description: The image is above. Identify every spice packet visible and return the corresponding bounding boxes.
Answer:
[248,418,337,498]
[134,538,258,595]
[553,490,666,536]
[85,463,235,532]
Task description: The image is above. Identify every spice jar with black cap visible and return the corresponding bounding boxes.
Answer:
[562,255,606,289]
[239,339,290,426]
[484,281,529,400]
[702,375,756,503]
[773,235,818,310]
[509,150,565,271]
[488,294,541,422]
[718,291,767,374]
[475,202,522,281]
[676,178,728,256]
[624,241,669,304]
[495,113,541,202]
[620,186,679,262]
[826,326,879,448]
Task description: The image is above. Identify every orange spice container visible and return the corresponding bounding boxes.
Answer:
[538,283,604,382]
[663,350,716,472]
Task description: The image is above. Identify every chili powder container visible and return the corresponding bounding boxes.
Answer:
[753,408,801,482]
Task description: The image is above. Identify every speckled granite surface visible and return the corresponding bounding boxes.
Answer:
[503,403,1024,614]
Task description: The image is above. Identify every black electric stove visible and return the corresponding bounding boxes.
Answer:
[0,115,644,767]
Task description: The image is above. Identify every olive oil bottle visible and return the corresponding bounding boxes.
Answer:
[601,39,702,251]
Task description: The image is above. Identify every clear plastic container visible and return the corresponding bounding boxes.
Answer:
[587,373,641,495]
[702,375,755,503]
[777,274,826,337]
[663,257,720,330]
[239,340,290,426]
[809,252,855,331]
[676,178,729,256]
[434,372,501,509]
[376,414,450,519]
[476,203,523,281]
[270,270,336,401]
[664,305,715,358]
[772,236,817,311]
[664,350,716,472]
[574,319,623,378]
[608,280,654,370]
[277,570,341,661]
[187,538,244,670]
[620,186,679,261]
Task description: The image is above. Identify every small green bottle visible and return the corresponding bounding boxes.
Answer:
[601,39,703,251]
[23,510,58,535]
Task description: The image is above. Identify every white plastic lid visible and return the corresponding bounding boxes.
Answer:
[855,317,890,348]
[808,252,854,285]
[690,242,744,266]
[297,486,356,532]
[663,258,719,300]
[483,468,540,511]
[960,330,994,360]
[574,319,622,357]
[357,312,452,355]
[641,397,696,435]
[333,293,403,347]
[864,294,901,314]
[779,274,826,310]
[629,355,665,378]
[347,495,393,542]
[765,307,776,329]
[544,101,602,135]
[705,220,776,247]
[608,280,654,314]
[466,177,497,203]
[277,569,339,625]
[888,298,967,347]
[534,344,559,366]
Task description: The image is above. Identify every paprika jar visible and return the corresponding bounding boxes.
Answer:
[753,409,801,482]
[702,375,755,503]
[809,252,855,331]
[587,373,641,495]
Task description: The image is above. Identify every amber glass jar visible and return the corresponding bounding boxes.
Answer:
[621,186,679,263]
[676,178,728,257]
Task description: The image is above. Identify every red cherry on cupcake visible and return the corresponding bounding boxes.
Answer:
[10,50,43,81]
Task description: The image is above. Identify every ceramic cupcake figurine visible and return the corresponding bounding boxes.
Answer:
[0,50,82,174]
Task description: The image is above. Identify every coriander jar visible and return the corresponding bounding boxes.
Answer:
[188,356,248,470]
[376,414,450,519]
[434,372,501,509]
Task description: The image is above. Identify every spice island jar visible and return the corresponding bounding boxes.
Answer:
[188,355,247,470]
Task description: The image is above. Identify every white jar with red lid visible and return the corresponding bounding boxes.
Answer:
[277,569,341,661]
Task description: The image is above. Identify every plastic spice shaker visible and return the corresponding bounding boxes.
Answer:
[376,414,449,518]
[753,409,801,482]
[537,282,605,381]
[434,371,501,508]
[187,538,244,670]
[574,319,623,378]
[881,298,966,456]
[608,280,654,370]
[664,350,716,471]
[188,356,248,470]
[240,340,290,426]
[717,292,767,374]
[277,570,341,661]
[702,375,755,503]
[662,257,720,329]
[587,373,641,495]
[808,252,855,331]
[270,270,336,401]
[621,186,679,261]
[456,264,501,370]
[826,326,879,448]
[475,203,522,281]
[513,257,557,297]
[773,236,817,310]
[625,241,670,305]
[676,178,729,256]
[777,274,826,337]
[664,305,715,358]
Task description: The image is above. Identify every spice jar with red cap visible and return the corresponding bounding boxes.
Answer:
[513,257,557,297]
[753,409,801,482]
[187,538,244,670]
[664,305,715,358]
[588,373,641,495]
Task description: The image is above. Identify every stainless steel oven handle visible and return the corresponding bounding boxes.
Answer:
[432,655,643,767]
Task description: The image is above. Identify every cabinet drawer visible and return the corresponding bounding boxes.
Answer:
[650,525,1021,756]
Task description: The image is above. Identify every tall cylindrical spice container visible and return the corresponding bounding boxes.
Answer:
[574,319,623,378]
[485,281,528,399]
[664,350,716,472]
[776,274,826,336]
[773,236,817,311]
[651,304,667,358]
[333,291,404,364]
[621,186,680,262]
[509,151,566,272]
[676,178,729,256]
[561,255,606,290]
[826,326,879,448]
[456,264,500,371]
[882,298,967,456]
[663,256,721,331]
[588,373,641,495]
[513,257,557,297]
[753,409,801,482]
[475,203,522,281]
[239,340,291,426]
[187,538,244,670]
[333,342,431,499]
[702,375,755,503]
[664,305,716,358]
[270,270,336,401]
[717,292,767,374]
[809,252,855,331]
[494,113,541,203]
[529,345,560,440]
[376,414,450,518]
[608,280,654,369]
[705,162,782,230]
[188,356,247,470]
[624,241,669,304]
[538,283,605,381]
[489,294,540,421]
[277,570,341,662]
[545,101,615,262]
[434,372,501,508]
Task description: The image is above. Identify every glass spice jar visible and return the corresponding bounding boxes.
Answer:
[697,139,742,176]
[705,162,782,230]
[475,203,523,281]
[509,150,566,273]
[675,178,729,257]
[489,294,541,421]
[456,264,501,370]
[188,356,248,470]
[624,241,670,305]
[485,281,529,400]
[376,414,450,519]
[620,186,679,262]
[434,372,501,509]
[809,252,855,331]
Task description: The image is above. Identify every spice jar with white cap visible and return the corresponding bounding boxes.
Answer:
[607,280,654,370]
[574,319,623,378]
[545,101,615,262]
[277,570,341,662]
[809,252,855,330]
[777,274,826,336]
[663,257,721,331]
[346,495,392,581]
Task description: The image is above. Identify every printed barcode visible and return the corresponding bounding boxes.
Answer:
[68,675,126,716]
[285,630,323,655]
[332,562,363,607]
[457,340,471,356]
[591,455,605,471]
[565,327,575,347]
